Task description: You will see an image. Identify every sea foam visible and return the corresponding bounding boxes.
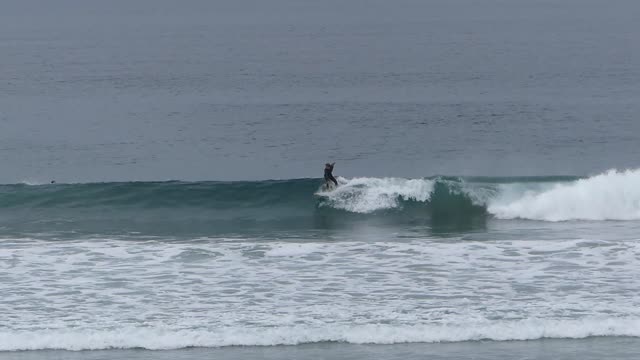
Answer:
[317,177,434,213]
[488,169,640,221]
[3,318,640,351]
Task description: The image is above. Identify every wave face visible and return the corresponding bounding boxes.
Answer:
[1,169,639,236]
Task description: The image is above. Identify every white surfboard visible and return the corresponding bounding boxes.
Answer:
[323,182,337,192]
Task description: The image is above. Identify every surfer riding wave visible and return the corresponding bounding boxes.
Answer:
[324,162,338,188]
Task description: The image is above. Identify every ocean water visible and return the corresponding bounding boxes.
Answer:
[3,173,640,359]
[2,0,640,359]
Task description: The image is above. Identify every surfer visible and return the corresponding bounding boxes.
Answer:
[324,162,338,187]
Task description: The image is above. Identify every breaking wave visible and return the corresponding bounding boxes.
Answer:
[1,169,639,235]
[3,317,640,350]
[488,169,640,221]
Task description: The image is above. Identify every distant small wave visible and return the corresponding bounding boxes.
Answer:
[3,317,640,350]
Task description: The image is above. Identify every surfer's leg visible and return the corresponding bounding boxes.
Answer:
[329,175,338,186]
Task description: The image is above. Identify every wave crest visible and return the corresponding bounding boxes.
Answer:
[488,169,640,221]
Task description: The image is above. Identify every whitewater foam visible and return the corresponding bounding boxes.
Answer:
[264,243,325,257]
[3,235,640,350]
[488,169,640,221]
[316,177,434,213]
[3,318,640,351]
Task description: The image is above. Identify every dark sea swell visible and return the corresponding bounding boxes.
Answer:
[1,169,637,238]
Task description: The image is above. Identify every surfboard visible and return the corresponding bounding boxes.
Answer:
[323,182,337,192]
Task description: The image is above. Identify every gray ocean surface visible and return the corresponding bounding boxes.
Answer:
[2,0,640,183]
[2,0,640,359]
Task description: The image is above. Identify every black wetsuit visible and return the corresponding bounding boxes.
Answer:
[324,166,337,186]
